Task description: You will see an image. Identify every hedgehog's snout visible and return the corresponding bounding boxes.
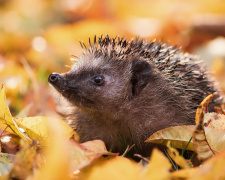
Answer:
[48,73,64,89]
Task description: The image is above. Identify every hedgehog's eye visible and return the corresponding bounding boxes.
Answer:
[91,75,104,85]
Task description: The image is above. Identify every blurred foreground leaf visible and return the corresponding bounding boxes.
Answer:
[30,118,72,180]
[142,149,171,180]
[80,156,140,180]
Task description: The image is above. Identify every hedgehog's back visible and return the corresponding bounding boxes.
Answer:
[87,35,224,110]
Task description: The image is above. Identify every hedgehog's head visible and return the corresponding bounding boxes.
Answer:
[48,37,152,114]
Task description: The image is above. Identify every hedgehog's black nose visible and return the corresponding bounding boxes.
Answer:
[48,73,62,84]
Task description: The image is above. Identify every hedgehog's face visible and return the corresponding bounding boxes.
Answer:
[48,56,151,112]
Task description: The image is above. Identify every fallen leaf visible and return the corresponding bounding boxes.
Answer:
[0,83,78,145]
[146,125,194,150]
[146,125,225,153]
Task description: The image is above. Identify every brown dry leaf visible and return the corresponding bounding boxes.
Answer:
[191,149,225,180]
[69,140,116,171]
[205,112,225,130]
[14,116,79,145]
[0,83,31,141]
[193,94,215,161]
[146,125,225,153]
[142,148,171,180]
[79,156,140,180]
[167,142,191,169]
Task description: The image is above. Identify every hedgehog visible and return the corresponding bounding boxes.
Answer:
[48,35,224,155]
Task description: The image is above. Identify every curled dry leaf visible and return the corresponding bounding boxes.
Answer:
[193,94,215,161]
[0,83,31,142]
[195,93,215,125]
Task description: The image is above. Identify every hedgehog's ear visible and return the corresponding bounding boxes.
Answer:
[131,60,151,96]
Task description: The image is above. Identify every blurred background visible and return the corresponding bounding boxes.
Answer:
[0,0,225,116]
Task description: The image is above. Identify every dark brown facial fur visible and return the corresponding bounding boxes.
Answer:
[48,35,224,156]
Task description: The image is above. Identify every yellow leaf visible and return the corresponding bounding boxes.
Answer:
[0,83,31,141]
[15,116,79,145]
[142,148,171,180]
[79,156,140,180]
